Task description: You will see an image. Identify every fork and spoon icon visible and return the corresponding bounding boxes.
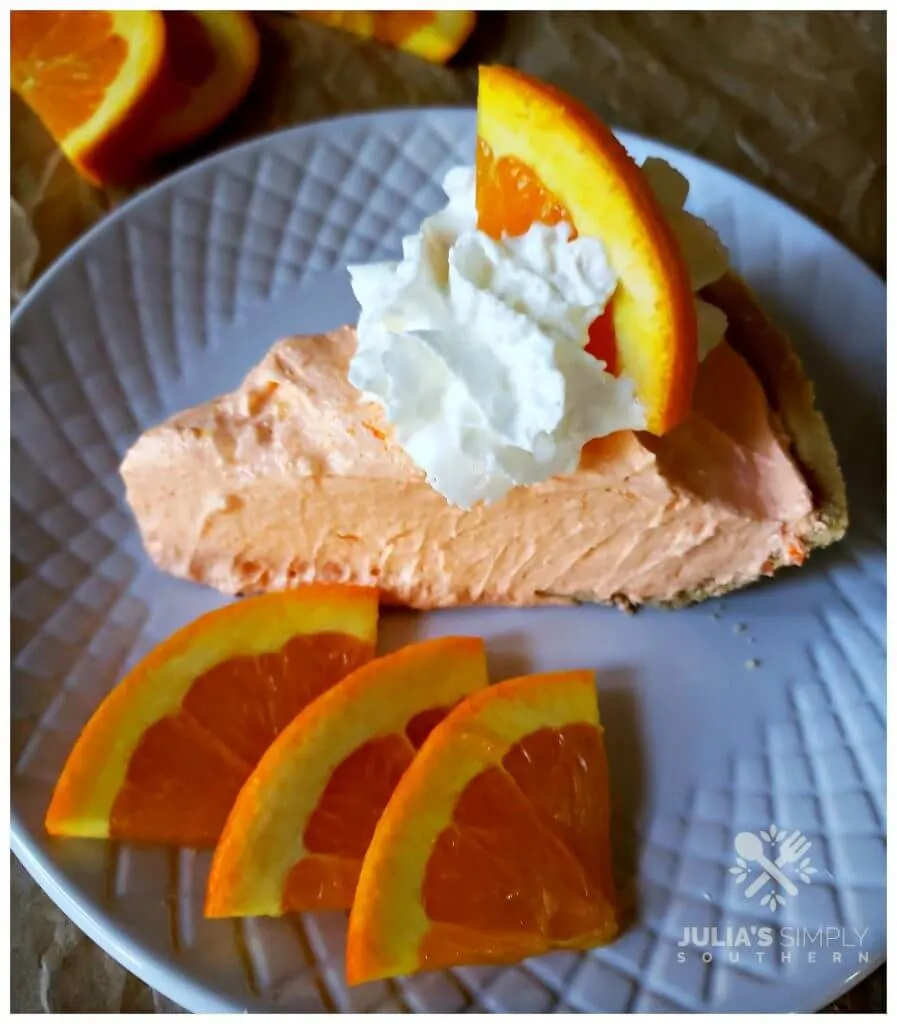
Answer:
[734,830,813,898]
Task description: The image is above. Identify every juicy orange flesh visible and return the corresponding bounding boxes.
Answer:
[475,136,619,375]
[502,723,615,900]
[304,735,414,860]
[300,706,452,860]
[284,735,414,911]
[109,633,373,846]
[419,724,616,969]
[11,12,126,139]
[282,706,452,911]
[281,855,362,912]
[181,633,371,766]
[110,713,248,848]
[476,137,571,239]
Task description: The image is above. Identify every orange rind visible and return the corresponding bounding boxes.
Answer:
[476,65,698,434]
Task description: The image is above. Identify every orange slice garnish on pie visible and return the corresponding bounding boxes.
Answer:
[11,11,166,183]
[45,586,378,847]
[346,669,618,983]
[476,65,698,434]
[205,636,489,917]
[300,12,476,63]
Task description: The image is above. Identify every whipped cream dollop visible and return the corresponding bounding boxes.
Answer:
[348,160,728,509]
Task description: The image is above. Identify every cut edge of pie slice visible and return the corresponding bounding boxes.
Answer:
[346,669,618,985]
[205,635,489,918]
[697,272,847,567]
[121,274,847,612]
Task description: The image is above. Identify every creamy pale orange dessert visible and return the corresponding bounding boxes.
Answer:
[121,284,843,608]
[121,67,846,610]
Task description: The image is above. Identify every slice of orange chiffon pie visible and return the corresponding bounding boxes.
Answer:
[121,68,846,611]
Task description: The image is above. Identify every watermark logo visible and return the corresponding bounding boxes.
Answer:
[677,824,868,967]
[676,926,870,966]
[730,823,816,910]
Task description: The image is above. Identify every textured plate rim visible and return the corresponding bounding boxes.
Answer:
[10,107,885,1013]
[10,107,883,336]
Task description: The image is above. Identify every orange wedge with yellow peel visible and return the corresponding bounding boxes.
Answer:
[476,65,698,434]
[45,586,378,847]
[205,636,488,918]
[346,670,618,984]
[300,11,476,63]
[142,12,260,157]
[11,11,166,184]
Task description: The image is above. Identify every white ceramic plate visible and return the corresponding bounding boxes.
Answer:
[11,110,885,1013]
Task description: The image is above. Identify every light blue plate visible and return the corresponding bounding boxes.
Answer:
[11,109,884,1012]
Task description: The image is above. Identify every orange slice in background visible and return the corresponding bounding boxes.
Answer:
[45,586,378,847]
[11,11,166,183]
[142,12,260,158]
[205,636,489,918]
[11,11,260,184]
[299,11,476,63]
[346,670,618,984]
[476,65,698,434]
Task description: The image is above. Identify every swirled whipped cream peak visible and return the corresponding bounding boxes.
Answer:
[348,161,728,509]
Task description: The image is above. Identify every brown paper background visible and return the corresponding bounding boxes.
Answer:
[10,11,885,1012]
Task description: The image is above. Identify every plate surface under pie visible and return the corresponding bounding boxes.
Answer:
[11,109,884,1013]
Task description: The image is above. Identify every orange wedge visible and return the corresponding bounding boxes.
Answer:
[45,586,378,847]
[142,12,260,157]
[300,12,476,63]
[205,636,488,917]
[476,65,698,434]
[346,670,618,984]
[11,11,166,184]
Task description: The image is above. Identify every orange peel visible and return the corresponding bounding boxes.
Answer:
[476,65,698,434]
